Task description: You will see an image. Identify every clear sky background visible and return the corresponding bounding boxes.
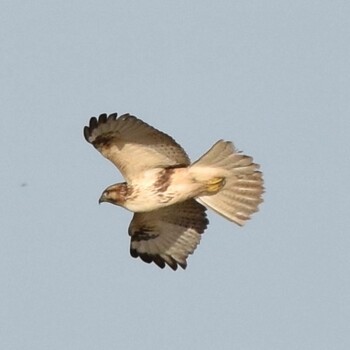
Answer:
[1,1,349,349]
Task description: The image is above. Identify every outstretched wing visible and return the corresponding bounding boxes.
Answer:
[128,199,208,270]
[84,113,190,182]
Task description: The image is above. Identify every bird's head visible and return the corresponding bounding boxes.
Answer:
[99,183,129,206]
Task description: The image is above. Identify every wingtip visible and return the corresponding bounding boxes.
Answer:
[89,116,98,129]
[130,247,188,271]
[84,113,120,143]
[98,113,107,123]
[83,126,91,142]
[108,113,118,121]
[83,116,97,143]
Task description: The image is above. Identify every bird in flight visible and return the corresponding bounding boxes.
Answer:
[84,113,264,270]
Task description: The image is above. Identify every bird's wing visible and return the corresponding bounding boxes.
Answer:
[128,199,208,270]
[84,113,190,182]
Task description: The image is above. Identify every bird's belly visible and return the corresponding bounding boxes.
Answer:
[122,190,175,212]
[123,167,205,212]
[123,185,200,212]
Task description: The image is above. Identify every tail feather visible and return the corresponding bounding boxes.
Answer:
[192,140,264,226]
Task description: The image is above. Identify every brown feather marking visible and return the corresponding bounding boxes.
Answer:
[154,165,187,192]
[154,168,175,192]
[103,182,137,205]
[118,183,136,203]
[131,227,159,242]
[92,132,116,148]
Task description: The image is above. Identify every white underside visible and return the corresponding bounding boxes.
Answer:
[122,167,210,212]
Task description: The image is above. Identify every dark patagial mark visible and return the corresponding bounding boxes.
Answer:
[154,165,186,193]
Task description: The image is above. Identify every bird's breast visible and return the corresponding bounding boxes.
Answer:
[121,167,203,213]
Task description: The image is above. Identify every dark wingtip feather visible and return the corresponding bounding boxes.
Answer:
[178,261,187,270]
[108,112,118,121]
[83,126,91,142]
[89,116,98,129]
[84,113,121,143]
[98,113,107,123]
[153,256,167,269]
[165,257,178,271]
[130,247,186,271]
[130,247,138,258]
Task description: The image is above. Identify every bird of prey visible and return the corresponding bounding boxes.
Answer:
[84,113,264,270]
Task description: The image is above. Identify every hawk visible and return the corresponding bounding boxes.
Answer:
[84,113,264,270]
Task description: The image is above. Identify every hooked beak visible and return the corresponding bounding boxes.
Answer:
[98,193,106,204]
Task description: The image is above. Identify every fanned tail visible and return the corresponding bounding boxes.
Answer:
[191,140,264,226]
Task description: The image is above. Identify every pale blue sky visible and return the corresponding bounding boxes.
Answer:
[1,1,349,349]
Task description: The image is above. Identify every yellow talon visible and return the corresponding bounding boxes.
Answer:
[205,177,225,193]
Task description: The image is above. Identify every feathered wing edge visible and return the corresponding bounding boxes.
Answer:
[83,113,191,181]
[128,199,209,270]
[192,140,264,226]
